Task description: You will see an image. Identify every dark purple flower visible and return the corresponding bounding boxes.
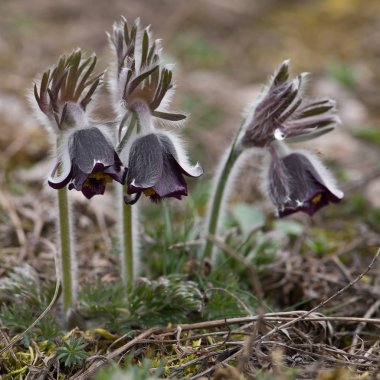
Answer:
[267,150,343,217]
[48,127,126,199]
[126,132,202,203]
[242,60,339,148]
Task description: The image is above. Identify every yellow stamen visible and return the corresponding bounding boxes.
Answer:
[83,172,113,188]
[143,188,156,196]
[311,193,322,205]
[89,172,113,182]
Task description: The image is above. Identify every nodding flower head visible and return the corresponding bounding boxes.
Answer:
[125,132,203,203]
[48,127,126,199]
[242,60,340,148]
[32,49,103,134]
[109,17,186,126]
[108,17,202,204]
[265,147,343,217]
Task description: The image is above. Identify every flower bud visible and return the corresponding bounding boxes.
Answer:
[242,60,339,148]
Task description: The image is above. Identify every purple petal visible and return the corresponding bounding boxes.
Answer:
[65,127,126,196]
[151,154,188,200]
[103,153,127,184]
[269,152,342,217]
[268,150,290,207]
[124,192,141,205]
[69,127,120,174]
[278,188,341,217]
[127,133,164,192]
[68,168,89,191]
[80,179,106,199]
[49,127,125,198]
[48,161,72,189]
[157,133,203,177]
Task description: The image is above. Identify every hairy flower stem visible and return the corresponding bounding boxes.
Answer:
[202,125,244,261]
[121,201,135,289]
[117,114,139,290]
[57,185,75,317]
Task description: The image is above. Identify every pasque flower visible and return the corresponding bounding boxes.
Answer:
[126,132,203,203]
[266,147,343,217]
[106,17,203,285]
[33,50,126,198]
[108,18,203,204]
[32,49,110,317]
[199,62,342,260]
[241,60,340,148]
[239,60,343,217]
[48,124,126,199]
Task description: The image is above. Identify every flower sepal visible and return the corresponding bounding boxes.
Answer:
[48,126,126,199]
[266,148,343,217]
[125,132,203,203]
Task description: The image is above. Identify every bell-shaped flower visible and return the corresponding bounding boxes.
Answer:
[108,19,202,204]
[125,132,202,203]
[242,60,340,148]
[48,126,126,199]
[265,149,343,217]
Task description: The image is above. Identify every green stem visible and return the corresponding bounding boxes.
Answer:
[57,186,75,315]
[162,201,173,275]
[121,200,134,288]
[202,125,245,261]
[117,112,138,290]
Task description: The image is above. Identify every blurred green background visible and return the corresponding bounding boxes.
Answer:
[1,0,380,251]
[1,0,380,172]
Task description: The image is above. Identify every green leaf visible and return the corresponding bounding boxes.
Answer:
[128,64,159,95]
[65,50,81,100]
[34,84,40,104]
[80,77,101,109]
[274,219,304,236]
[56,337,88,368]
[285,126,335,143]
[231,203,265,236]
[74,55,98,101]
[52,56,66,84]
[152,53,159,64]
[40,70,50,97]
[123,17,130,45]
[298,100,335,118]
[152,111,187,121]
[147,41,156,65]
[140,29,149,69]
[148,64,160,90]
[151,68,173,109]
[273,60,290,85]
